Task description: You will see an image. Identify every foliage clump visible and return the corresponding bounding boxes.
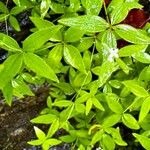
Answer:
[0,0,150,149]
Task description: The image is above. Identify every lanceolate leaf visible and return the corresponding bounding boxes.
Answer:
[23,53,59,82]
[64,44,85,72]
[122,113,140,130]
[58,15,109,33]
[114,24,150,44]
[119,45,148,57]
[23,25,62,52]
[0,53,23,89]
[122,80,149,97]
[0,33,22,52]
[132,52,150,64]
[139,97,150,122]
[85,0,103,16]
[133,133,150,150]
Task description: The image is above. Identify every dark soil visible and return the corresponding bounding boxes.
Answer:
[0,86,49,150]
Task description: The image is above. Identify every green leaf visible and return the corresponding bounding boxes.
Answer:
[0,14,9,22]
[101,30,117,48]
[12,77,34,96]
[101,134,115,150]
[116,58,130,74]
[60,104,74,123]
[133,133,150,150]
[0,33,22,52]
[114,24,150,44]
[31,114,57,124]
[64,44,85,72]
[64,27,84,42]
[106,93,124,114]
[10,6,27,15]
[122,113,140,130]
[9,15,21,31]
[0,53,23,89]
[102,114,121,128]
[139,97,150,122]
[58,15,109,33]
[85,0,103,16]
[40,0,50,18]
[30,17,53,29]
[105,127,127,146]
[92,97,105,111]
[86,98,93,115]
[91,130,104,145]
[43,139,61,147]
[47,119,59,138]
[122,80,149,97]
[119,45,148,57]
[52,100,73,107]
[132,52,150,64]
[110,4,128,25]
[59,135,76,143]
[34,126,46,140]
[3,82,13,106]
[0,2,9,13]
[23,53,58,82]
[23,25,62,52]
[28,139,43,146]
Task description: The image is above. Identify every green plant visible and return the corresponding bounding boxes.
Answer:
[0,0,150,149]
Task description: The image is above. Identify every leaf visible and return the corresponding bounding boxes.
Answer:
[122,113,140,130]
[30,17,53,29]
[114,24,150,44]
[27,139,43,146]
[31,114,57,124]
[119,45,148,57]
[43,139,61,147]
[59,135,76,143]
[0,53,23,89]
[12,77,34,96]
[122,80,149,97]
[139,97,150,122]
[0,14,9,22]
[85,0,103,16]
[64,44,85,72]
[10,6,27,15]
[92,97,105,111]
[23,53,58,82]
[60,104,74,123]
[64,27,84,42]
[110,4,129,25]
[40,0,50,18]
[116,58,130,74]
[91,130,104,145]
[106,93,124,114]
[34,126,46,140]
[132,52,150,64]
[52,100,73,107]
[85,98,93,115]
[105,127,127,146]
[101,134,115,150]
[3,82,13,106]
[58,15,109,33]
[133,133,150,150]
[101,30,117,48]
[102,114,121,128]
[0,33,22,52]
[0,1,9,13]
[23,25,62,52]
[47,119,59,138]
[9,15,21,31]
